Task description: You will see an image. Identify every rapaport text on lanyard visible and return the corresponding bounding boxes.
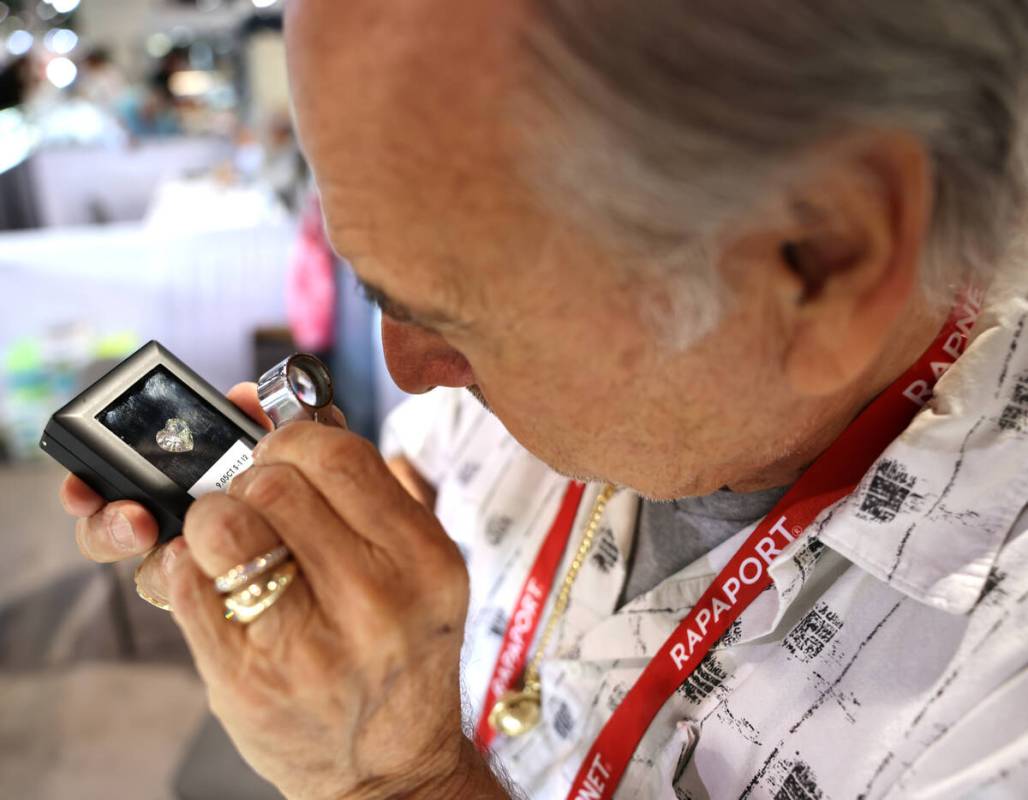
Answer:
[476,480,587,750]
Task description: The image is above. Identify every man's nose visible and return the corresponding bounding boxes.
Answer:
[380,316,475,394]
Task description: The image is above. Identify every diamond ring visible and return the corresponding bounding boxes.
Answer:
[223,560,298,624]
[214,545,293,594]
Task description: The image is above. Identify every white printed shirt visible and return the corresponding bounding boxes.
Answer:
[381,272,1028,800]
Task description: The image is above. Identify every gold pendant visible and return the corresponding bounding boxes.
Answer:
[487,686,542,738]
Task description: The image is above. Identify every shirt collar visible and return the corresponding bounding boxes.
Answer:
[817,270,1028,614]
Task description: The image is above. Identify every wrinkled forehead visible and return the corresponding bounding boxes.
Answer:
[285,0,531,189]
[284,0,548,313]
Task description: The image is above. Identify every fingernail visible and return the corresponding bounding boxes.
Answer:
[109,512,136,551]
[163,542,180,573]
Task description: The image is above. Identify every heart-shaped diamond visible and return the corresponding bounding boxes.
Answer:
[156,418,194,454]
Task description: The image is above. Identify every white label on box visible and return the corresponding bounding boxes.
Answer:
[188,439,255,499]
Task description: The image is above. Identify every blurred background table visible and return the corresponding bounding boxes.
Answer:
[0,2,407,796]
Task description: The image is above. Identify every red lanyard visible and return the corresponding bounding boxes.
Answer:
[564,289,984,800]
[475,480,587,750]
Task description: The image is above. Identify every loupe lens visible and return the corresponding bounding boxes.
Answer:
[288,360,329,407]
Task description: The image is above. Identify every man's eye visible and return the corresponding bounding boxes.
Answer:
[367,295,425,327]
[377,299,418,326]
[356,282,412,323]
[355,280,380,306]
[383,307,419,325]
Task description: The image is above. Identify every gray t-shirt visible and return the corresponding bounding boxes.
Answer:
[618,485,789,608]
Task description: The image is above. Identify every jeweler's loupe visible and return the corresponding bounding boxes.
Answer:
[257,354,336,429]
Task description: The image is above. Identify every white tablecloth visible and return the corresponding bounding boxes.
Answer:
[0,216,296,392]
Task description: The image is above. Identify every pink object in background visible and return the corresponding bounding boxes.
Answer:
[286,194,336,351]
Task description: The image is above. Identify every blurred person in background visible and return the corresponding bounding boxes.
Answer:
[58,1,1028,799]
[116,72,181,138]
[0,55,36,111]
[260,112,307,212]
[114,47,191,139]
[76,47,126,114]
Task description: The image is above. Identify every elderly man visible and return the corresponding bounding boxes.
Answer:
[59,1,1028,798]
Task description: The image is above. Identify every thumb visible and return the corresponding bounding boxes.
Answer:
[226,382,274,432]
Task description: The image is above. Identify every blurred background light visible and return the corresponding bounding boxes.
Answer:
[6,29,33,56]
[189,40,214,70]
[170,25,193,45]
[44,28,78,55]
[45,55,77,88]
[50,0,81,13]
[0,108,39,174]
[35,1,57,22]
[145,31,173,59]
[252,0,279,9]
[168,69,214,97]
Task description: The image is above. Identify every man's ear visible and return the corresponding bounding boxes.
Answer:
[773,132,933,396]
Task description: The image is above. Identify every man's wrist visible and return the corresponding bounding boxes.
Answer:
[333,737,509,800]
[407,737,509,800]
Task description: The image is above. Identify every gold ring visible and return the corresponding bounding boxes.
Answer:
[214,545,292,594]
[223,560,298,624]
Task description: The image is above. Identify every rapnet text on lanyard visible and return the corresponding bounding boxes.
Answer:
[477,287,983,800]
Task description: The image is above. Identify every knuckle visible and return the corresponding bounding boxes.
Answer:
[238,464,302,508]
[76,514,119,563]
[444,546,470,587]
[185,496,256,557]
[224,462,257,499]
[415,540,470,616]
[318,432,381,486]
[165,566,199,615]
[437,552,470,603]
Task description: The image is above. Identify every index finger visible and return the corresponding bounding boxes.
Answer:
[253,423,436,550]
[60,474,105,518]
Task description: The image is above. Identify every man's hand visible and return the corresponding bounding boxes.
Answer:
[59,382,274,606]
[58,381,437,608]
[166,419,505,800]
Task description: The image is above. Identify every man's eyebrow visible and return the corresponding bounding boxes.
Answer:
[353,276,462,329]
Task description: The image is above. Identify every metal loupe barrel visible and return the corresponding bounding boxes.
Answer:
[257,354,335,429]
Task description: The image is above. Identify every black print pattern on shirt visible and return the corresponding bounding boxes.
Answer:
[977,566,1008,609]
[857,459,920,523]
[783,603,844,662]
[607,681,629,712]
[591,527,619,573]
[553,699,575,739]
[678,654,728,705]
[997,371,1028,433]
[489,608,508,637]
[774,760,824,800]
[456,460,481,486]
[485,514,514,547]
[717,619,743,649]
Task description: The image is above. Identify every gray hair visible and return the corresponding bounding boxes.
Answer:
[524,0,1028,344]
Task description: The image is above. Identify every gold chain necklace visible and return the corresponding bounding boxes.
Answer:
[487,483,617,738]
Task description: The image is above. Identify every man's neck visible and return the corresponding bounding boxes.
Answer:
[727,301,950,493]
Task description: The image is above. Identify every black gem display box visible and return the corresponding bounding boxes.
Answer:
[40,341,267,544]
